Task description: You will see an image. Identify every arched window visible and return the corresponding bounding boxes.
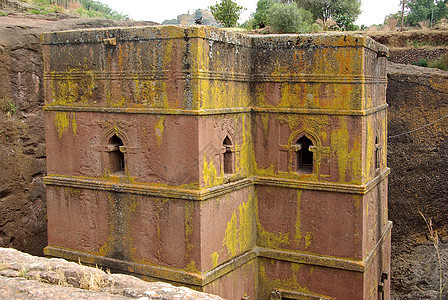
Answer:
[107,134,125,174]
[295,136,313,173]
[223,136,234,175]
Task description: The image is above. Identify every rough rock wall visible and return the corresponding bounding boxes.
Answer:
[0,18,48,256]
[0,16,156,256]
[368,30,448,48]
[388,48,448,65]
[387,62,448,299]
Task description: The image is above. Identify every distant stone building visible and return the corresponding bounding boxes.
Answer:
[42,26,391,299]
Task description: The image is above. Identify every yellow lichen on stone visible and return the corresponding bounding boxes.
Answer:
[304,232,313,249]
[253,190,291,249]
[54,112,70,139]
[291,263,300,274]
[53,71,79,105]
[331,116,362,184]
[211,252,220,268]
[279,114,304,131]
[261,113,269,138]
[79,70,94,103]
[224,211,238,256]
[155,115,165,146]
[365,116,374,179]
[238,201,252,251]
[184,201,194,258]
[202,152,218,187]
[71,112,77,136]
[185,260,198,273]
[224,199,254,257]
[257,223,290,249]
[97,193,116,257]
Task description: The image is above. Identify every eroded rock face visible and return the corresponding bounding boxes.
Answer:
[0,17,48,256]
[387,62,448,299]
[0,16,157,256]
[0,248,222,299]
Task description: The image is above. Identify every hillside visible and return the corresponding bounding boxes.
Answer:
[0,0,130,21]
[368,29,448,69]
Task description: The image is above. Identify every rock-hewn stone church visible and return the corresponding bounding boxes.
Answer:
[42,26,391,299]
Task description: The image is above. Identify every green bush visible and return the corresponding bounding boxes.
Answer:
[253,0,276,28]
[209,0,245,28]
[0,97,17,116]
[267,2,311,33]
[412,58,428,67]
[310,23,322,33]
[428,54,448,71]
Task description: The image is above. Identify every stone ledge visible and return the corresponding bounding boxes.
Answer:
[256,220,392,272]
[43,104,388,116]
[0,248,222,300]
[43,169,390,201]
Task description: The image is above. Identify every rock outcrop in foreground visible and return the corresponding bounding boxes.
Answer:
[0,248,222,299]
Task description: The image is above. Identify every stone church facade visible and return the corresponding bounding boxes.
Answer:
[42,26,391,299]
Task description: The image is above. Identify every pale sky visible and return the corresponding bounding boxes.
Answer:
[99,0,402,27]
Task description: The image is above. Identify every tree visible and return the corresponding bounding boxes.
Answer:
[406,0,448,26]
[400,0,406,31]
[253,0,276,28]
[296,0,361,30]
[209,0,245,27]
[267,2,312,33]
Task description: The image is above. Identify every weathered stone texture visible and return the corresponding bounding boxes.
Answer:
[0,16,156,256]
[42,26,390,299]
[0,247,222,299]
[387,62,448,299]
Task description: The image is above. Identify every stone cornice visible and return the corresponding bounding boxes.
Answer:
[43,175,253,201]
[255,220,392,272]
[41,26,388,54]
[43,70,387,85]
[44,169,390,199]
[255,168,390,195]
[43,104,388,117]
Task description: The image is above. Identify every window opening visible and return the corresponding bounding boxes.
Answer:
[223,136,233,175]
[375,136,380,170]
[107,134,125,174]
[295,136,313,173]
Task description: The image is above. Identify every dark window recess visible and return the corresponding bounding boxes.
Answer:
[223,136,233,174]
[295,136,313,173]
[375,136,380,169]
[107,134,125,174]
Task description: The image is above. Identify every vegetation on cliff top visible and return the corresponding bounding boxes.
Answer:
[15,0,129,20]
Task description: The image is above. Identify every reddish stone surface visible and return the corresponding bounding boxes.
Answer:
[42,26,390,299]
